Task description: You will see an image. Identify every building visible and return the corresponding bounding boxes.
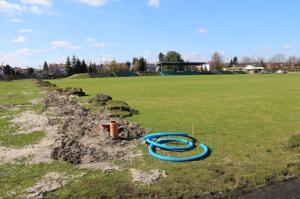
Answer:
[244,65,266,73]
[48,63,67,76]
[15,67,29,75]
[0,65,4,76]
[157,62,209,72]
[145,64,158,72]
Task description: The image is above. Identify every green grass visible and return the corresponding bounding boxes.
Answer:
[0,131,46,148]
[1,75,300,198]
[0,80,45,148]
[67,73,90,79]
[0,79,41,105]
[0,162,81,199]
[49,74,300,197]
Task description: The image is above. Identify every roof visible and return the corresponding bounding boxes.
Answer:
[245,65,266,70]
[157,62,207,66]
[49,63,66,68]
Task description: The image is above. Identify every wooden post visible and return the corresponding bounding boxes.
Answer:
[192,124,195,136]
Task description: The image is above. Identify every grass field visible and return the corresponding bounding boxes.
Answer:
[1,75,300,198]
[51,74,300,196]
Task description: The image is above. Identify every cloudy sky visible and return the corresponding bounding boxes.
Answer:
[0,0,299,67]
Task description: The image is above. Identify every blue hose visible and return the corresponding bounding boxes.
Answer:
[143,132,209,162]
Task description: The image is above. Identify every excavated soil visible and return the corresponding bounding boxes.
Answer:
[42,89,145,165]
[0,85,145,168]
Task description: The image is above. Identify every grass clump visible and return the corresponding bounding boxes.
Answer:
[105,100,138,118]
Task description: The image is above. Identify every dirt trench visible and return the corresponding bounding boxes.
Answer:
[42,88,145,165]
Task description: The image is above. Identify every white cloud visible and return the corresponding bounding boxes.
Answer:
[197,28,208,34]
[262,46,272,52]
[148,0,160,8]
[0,0,57,16]
[86,38,115,48]
[0,1,25,14]
[51,41,81,50]
[77,0,108,7]
[282,44,293,50]
[20,0,52,6]
[12,36,27,43]
[9,18,23,23]
[19,28,33,33]
[0,48,43,66]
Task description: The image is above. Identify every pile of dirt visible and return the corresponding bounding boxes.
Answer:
[88,93,112,106]
[36,80,86,97]
[41,89,145,165]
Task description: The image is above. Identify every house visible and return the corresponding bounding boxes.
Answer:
[15,67,29,75]
[48,63,68,77]
[146,64,158,72]
[244,65,266,73]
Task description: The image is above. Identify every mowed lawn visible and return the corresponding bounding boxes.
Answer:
[50,74,300,195]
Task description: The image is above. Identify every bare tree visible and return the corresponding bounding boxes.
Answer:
[269,53,286,64]
[241,56,253,65]
[211,52,223,71]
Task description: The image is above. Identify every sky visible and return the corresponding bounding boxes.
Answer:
[0,0,300,68]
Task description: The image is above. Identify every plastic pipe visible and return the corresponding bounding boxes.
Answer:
[143,132,209,162]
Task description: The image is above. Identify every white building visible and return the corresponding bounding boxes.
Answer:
[244,65,266,73]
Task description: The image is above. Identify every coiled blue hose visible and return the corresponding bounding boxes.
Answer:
[143,132,209,162]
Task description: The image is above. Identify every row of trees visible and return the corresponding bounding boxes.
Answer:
[210,52,300,71]
[1,65,35,80]
[66,56,88,75]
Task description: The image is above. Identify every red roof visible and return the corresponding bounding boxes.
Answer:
[49,63,66,68]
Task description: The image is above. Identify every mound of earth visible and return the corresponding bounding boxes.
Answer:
[88,93,112,106]
[40,85,145,165]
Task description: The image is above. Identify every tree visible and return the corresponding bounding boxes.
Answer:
[43,61,48,72]
[81,59,88,73]
[3,65,12,76]
[88,63,97,74]
[66,56,73,75]
[27,68,34,76]
[270,53,286,64]
[137,57,147,72]
[158,52,165,62]
[232,56,238,66]
[74,58,82,74]
[163,51,184,62]
[3,65,13,80]
[71,55,77,69]
[211,52,223,71]
[241,56,253,64]
[132,57,146,72]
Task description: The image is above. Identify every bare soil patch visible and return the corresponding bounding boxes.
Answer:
[23,172,85,199]
[130,169,167,185]
[0,111,58,164]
